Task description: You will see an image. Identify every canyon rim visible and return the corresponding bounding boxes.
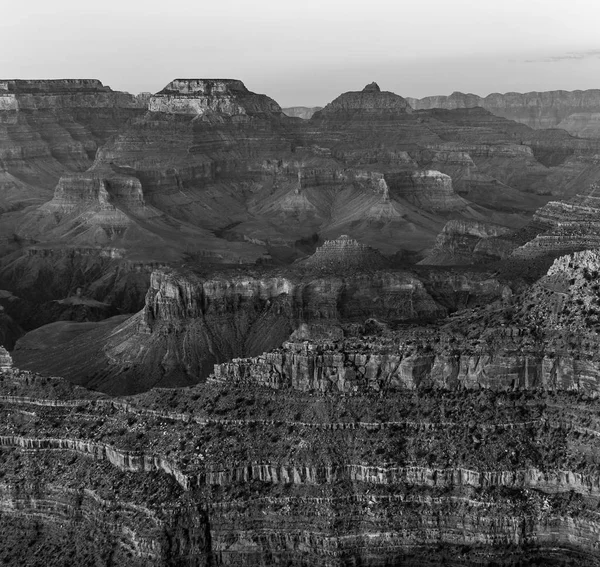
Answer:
[4,0,600,565]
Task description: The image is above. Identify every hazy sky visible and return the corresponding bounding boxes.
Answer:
[3,0,600,106]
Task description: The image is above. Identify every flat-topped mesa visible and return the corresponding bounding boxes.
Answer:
[0,79,110,93]
[386,170,468,212]
[303,234,388,270]
[0,346,12,371]
[0,78,143,110]
[148,78,282,116]
[312,82,413,118]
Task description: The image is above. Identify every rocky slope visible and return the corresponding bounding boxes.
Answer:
[407,89,600,135]
[6,292,600,565]
[12,260,448,394]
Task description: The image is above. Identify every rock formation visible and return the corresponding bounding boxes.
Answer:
[407,89,600,135]
[0,79,145,213]
[8,75,600,564]
[12,266,450,394]
[5,267,600,565]
[421,220,517,265]
[313,82,413,117]
[302,235,388,270]
[148,79,282,116]
[0,345,11,370]
[513,183,600,259]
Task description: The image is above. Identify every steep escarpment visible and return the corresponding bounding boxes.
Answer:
[12,265,449,394]
[0,79,144,213]
[6,351,600,564]
[148,79,282,116]
[408,89,600,135]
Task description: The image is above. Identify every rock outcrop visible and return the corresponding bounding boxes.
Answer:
[513,183,600,259]
[12,266,448,393]
[148,79,282,116]
[313,82,413,117]
[386,169,469,211]
[302,235,388,270]
[0,346,11,370]
[421,220,517,265]
[6,328,600,564]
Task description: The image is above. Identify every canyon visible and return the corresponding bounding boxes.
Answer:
[4,77,600,564]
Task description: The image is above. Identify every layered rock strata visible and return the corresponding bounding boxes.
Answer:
[513,184,600,258]
[0,79,145,212]
[302,235,388,270]
[407,89,600,133]
[12,266,448,393]
[0,346,11,370]
[421,220,517,265]
[313,82,413,117]
[148,79,282,116]
[5,350,600,564]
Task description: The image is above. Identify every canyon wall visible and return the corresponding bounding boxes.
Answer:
[408,89,600,135]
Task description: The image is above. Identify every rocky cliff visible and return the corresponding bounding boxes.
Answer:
[513,183,600,259]
[0,79,145,213]
[148,79,282,116]
[6,316,600,565]
[12,264,450,394]
[407,89,600,135]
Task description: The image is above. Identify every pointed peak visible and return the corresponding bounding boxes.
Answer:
[362,82,381,93]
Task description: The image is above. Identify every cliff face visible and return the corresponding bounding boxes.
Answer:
[421,220,517,265]
[407,89,600,135]
[148,79,282,116]
[12,265,450,394]
[0,79,145,213]
[5,336,600,565]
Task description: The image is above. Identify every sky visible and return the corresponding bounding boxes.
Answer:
[2,0,600,107]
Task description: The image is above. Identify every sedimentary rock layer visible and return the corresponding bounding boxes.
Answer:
[407,89,600,134]
[4,362,600,565]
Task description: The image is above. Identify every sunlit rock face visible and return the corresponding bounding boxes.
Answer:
[148,79,282,116]
[0,346,11,370]
[302,235,388,270]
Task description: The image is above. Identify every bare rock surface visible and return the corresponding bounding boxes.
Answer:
[408,89,600,134]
